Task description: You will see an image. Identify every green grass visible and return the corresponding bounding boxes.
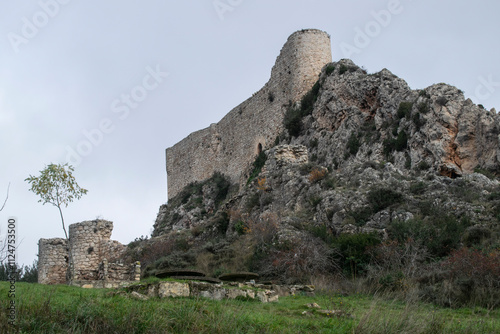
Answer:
[1,282,498,333]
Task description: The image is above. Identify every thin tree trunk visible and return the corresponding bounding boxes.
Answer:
[57,204,73,282]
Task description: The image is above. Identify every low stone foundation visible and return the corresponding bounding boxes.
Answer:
[126,280,315,303]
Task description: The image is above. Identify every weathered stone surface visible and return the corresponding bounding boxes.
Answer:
[39,220,136,286]
[158,282,190,298]
[130,291,149,301]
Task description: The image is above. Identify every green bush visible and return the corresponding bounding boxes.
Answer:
[300,81,321,116]
[234,220,247,235]
[325,64,335,75]
[283,80,322,137]
[215,211,230,234]
[397,102,413,119]
[417,102,430,114]
[409,181,427,195]
[367,187,403,212]
[338,64,357,75]
[474,167,496,180]
[395,130,408,151]
[332,233,381,277]
[388,215,471,258]
[247,151,267,184]
[417,160,431,170]
[212,172,231,207]
[412,112,425,131]
[347,132,361,156]
[245,192,260,211]
[284,106,303,137]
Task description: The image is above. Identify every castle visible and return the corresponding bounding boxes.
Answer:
[166,29,332,198]
[38,29,333,285]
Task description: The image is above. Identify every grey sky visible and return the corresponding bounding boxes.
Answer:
[0,0,499,267]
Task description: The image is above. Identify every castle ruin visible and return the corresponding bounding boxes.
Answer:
[166,29,332,199]
[38,220,139,287]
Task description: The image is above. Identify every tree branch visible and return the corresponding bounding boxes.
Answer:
[0,183,10,212]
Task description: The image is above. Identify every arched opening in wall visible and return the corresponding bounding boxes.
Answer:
[258,143,263,154]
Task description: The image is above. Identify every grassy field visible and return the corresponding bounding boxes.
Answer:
[1,282,498,333]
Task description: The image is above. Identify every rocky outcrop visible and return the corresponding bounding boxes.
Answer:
[302,59,500,178]
[148,58,499,284]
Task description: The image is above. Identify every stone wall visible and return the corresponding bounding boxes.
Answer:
[38,238,68,285]
[166,29,332,199]
[38,219,136,285]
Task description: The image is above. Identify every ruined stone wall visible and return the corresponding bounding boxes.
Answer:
[69,220,125,281]
[38,238,68,284]
[38,219,131,285]
[166,29,332,199]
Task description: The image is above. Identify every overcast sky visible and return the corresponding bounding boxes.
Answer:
[1,0,499,267]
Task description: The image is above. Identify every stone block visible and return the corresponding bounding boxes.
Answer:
[158,282,190,298]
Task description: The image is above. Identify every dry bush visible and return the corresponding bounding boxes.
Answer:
[365,239,429,297]
[256,177,268,192]
[309,167,327,183]
[257,236,340,284]
[245,212,279,246]
[136,237,174,269]
[438,247,500,308]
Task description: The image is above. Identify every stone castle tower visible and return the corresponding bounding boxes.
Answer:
[166,29,332,199]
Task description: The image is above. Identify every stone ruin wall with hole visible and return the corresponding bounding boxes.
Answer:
[38,238,68,285]
[38,219,139,286]
[166,29,332,199]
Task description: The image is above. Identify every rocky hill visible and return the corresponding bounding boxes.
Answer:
[127,59,500,308]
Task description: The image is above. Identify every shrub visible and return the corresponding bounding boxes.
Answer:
[412,112,425,131]
[215,211,230,234]
[325,64,335,75]
[417,102,430,114]
[283,106,303,137]
[245,192,260,211]
[368,239,429,283]
[409,181,427,195]
[256,236,339,283]
[332,233,381,277]
[247,151,267,184]
[397,102,413,119]
[417,160,431,170]
[323,176,336,189]
[308,195,322,207]
[212,172,231,207]
[440,247,500,308]
[300,80,321,116]
[474,167,496,180]
[419,89,430,98]
[347,132,361,156]
[388,215,471,258]
[367,187,403,213]
[309,168,327,183]
[395,130,408,151]
[234,220,247,235]
[338,64,357,75]
[309,138,318,149]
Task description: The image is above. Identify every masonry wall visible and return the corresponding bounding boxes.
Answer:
[38,238,68,285]
[38,219,131,285]
[166,29,332,199]
[69,220,126,281]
